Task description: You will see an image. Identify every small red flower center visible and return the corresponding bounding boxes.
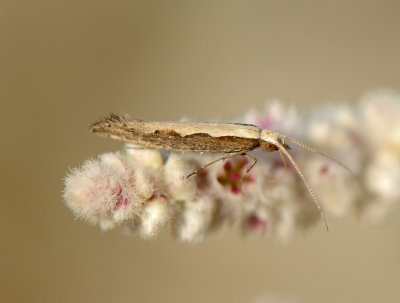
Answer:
[217,156,255,194]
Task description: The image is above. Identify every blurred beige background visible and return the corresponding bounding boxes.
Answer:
[1,1,400,302]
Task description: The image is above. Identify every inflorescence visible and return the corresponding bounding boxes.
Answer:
[64,90,400,242]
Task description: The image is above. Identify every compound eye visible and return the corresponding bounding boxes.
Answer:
[270,143,279,151]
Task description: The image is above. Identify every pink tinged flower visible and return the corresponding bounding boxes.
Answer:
[304,157,360,217]
[256,116,277,130]
[217,157,255,194]
[244,214,268,234]
[243,100,299,135]
[64,159,106,224]
[99,153,146,223]
[110,180,135,223]
[112,185,128,210]
[64,152,157,227]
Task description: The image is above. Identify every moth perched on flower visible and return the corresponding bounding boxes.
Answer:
[64,91,400,242]
[88,113,356,230]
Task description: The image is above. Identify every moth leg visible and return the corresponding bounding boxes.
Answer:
[186,152,243,178]
[242,154,257,174]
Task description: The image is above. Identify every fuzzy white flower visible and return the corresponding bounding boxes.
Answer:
[305,103,363,172]
[173,197,214,243]
[64,152,158,227]
[125,145,164,166]
[243,100,301,140]
[360,90,400,149]
[357,90,400,221]
[163,153,197,202]
[139,198,169,239]
[364,151,400,199]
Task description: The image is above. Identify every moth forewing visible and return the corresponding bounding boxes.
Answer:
[137,121,262,138]
[89,114,261,153]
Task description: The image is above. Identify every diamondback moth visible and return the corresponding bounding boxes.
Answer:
[89,113,353,231]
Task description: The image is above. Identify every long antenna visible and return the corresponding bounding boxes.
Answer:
[280,135,354,177]
[264,135,329,231]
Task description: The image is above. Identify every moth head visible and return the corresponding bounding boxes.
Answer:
[260,130,290,152]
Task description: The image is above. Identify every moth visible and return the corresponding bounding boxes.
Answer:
[89,113,353,231]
